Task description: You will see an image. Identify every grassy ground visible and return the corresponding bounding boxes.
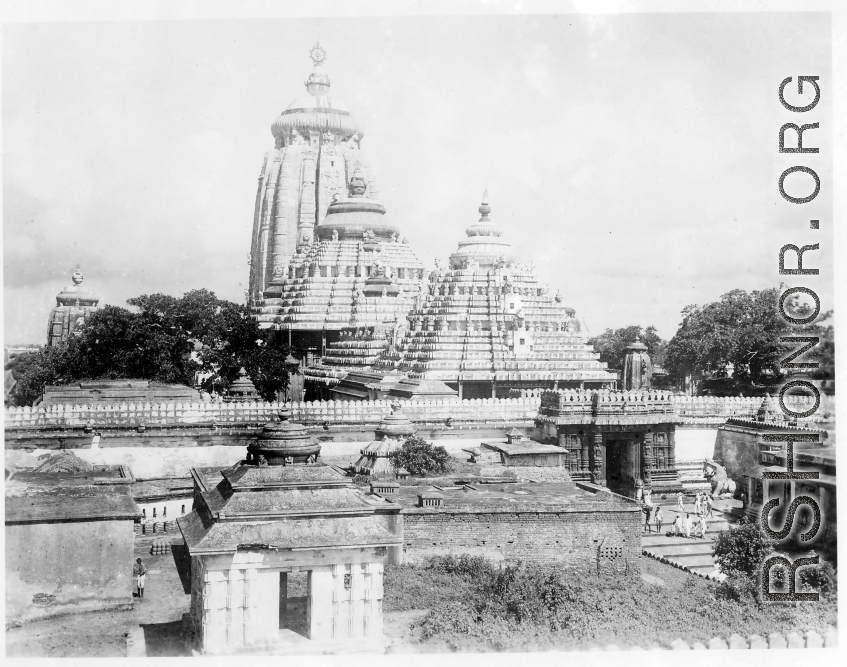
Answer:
[383,555,838,652]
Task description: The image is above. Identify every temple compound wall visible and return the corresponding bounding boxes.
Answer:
[3,394,828,430]
[402,505,640,576]
[5,520,136,625]
[5,465,140,625]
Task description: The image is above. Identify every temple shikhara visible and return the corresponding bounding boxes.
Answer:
[248,42,425,355]
[247,45,616,401]
[46,266,100,347]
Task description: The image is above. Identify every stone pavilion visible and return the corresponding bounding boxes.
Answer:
[177,405,402,654]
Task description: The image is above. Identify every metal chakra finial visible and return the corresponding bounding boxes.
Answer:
[309,41,327,66]
[72,264,84,285]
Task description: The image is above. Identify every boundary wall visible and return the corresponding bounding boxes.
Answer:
[4,394,830,430]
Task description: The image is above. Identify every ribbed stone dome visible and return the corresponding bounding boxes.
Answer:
[55,267,99,307]
[450,192,516,269]
[374,403,416,440]
[247,405,321,466]
[270,45,364,144]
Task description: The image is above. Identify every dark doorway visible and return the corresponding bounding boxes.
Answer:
[605,440,625,495]
[279,571,310,638]
[605,439,639,497]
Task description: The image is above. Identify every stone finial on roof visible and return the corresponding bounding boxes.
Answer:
[479,188,491,221]
[72,264,84,286]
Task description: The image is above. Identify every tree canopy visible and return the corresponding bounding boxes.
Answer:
[664,287,834,391]
[588,325,666,371]
[6,289,294,406]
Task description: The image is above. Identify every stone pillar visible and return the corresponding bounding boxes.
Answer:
[309,568,334,641]
[668,428,676,469]
[590,430,605,486]
[580,432,589,472]
[458,381,463,400]
[641,432,653,489]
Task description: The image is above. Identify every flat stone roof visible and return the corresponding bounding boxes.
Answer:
[222,463,349,489]
[390,480,635,513]
[6,469,141,524]
[481,440,564,456]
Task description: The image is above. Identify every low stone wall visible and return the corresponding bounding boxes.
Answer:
[593,627,837,650]
[4,394,830,431]
[402,492,641,575]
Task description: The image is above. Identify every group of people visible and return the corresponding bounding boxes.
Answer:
[642,490,714,539]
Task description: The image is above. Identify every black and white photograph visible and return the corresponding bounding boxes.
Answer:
[2,0,841,659]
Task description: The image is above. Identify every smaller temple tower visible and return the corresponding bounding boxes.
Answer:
[621,335,652,391]
[46,266,100,347]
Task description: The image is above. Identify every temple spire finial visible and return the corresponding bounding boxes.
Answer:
[478,188,492,222]
[309,41,327,66]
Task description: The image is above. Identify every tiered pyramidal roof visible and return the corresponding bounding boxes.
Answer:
[369,193,617,392]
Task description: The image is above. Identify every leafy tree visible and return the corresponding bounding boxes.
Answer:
[665,287,834,390]
[388,436,451,477]
[712,518,774,577]
[588,325,665,370]
[5,289,294,405]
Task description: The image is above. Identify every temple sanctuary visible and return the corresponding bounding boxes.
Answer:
[248,43,425,354]
[305,194,617,400]
[46,266,100,347]
[178,406,401,654]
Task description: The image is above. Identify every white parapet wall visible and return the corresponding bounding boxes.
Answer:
[3,394,831,430]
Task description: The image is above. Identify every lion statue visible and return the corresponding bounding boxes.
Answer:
[703,459,737,498]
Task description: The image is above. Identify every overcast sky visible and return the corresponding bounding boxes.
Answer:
[3,12,832,345]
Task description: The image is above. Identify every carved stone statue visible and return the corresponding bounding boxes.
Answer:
[347,132,361,149]
[290,128,307,146]
[257,455,268,467]
[703,459,737,498]
[332,229,339,241]
[322,130,334,145]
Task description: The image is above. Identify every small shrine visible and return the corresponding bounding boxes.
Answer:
[353,403,416,476]
[47,265,100,347]
[224,368,260,403]
[621,335,652,390]
[178,405,402,654]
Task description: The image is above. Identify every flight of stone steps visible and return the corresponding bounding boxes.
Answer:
[641,498,742,580]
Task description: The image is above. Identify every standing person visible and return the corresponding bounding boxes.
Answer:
[676,491,685,513]
[672,513,683,536]
[643,502,653,533]
[133,558,147,598]
[706,494,714,518]
[697,514,708,539]
[693,492,702,516]
[683,513,692,539]
[654,505,664,535]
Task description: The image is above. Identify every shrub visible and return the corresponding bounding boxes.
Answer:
[799,560,837,600]
[712,518,774,576]
[388,436,451,477]
[426,554,495,579]
[350,474,370,487]
[715,573,760,605]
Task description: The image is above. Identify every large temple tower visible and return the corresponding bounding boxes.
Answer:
[247,43,381,302]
